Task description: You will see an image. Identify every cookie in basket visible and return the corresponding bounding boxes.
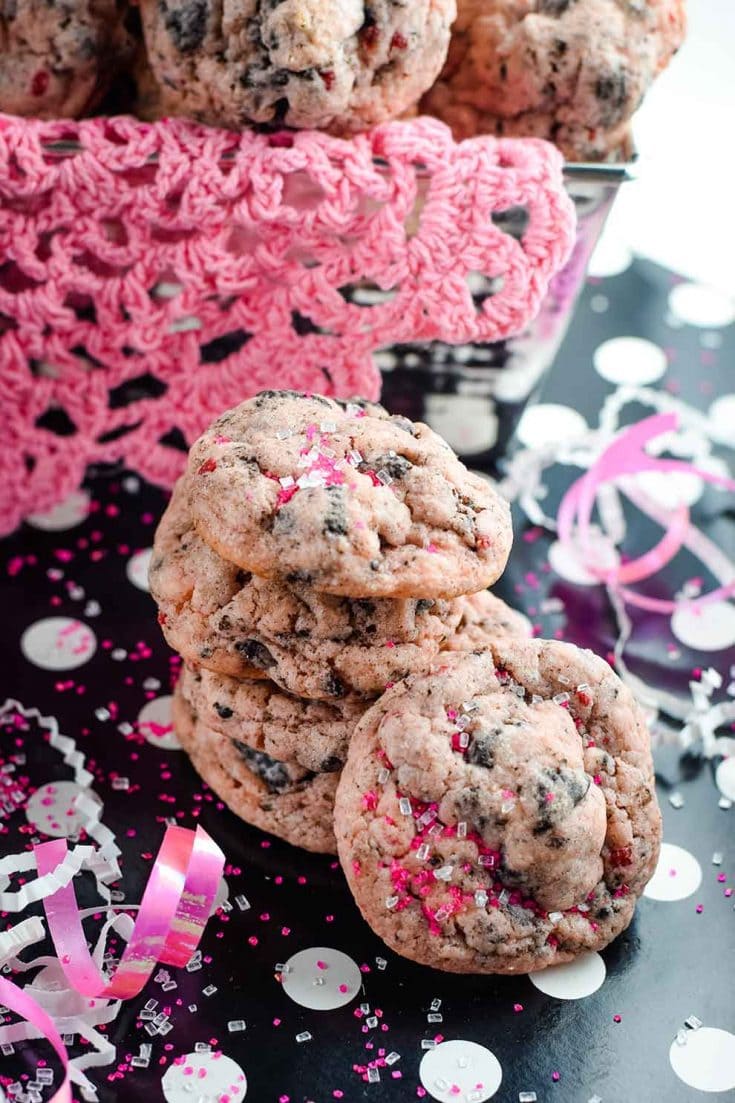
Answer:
[0,0,136,118]
[138,0,455,133]
[172,689,337,853]
[422,0,686,161]
[335,643,661,974]
[187,391,512,599]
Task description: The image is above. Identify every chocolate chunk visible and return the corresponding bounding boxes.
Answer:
[233,743,298,793]
[323,486,348,536]
[371,452,412,480]
[324,672,346,698]
[215,703,234,720]
[319,755,342,773]
[285,569,314,584]
[235,639,276,669]
[537,0,573,14]
[235,570,252,586]
[467,730,500,769]
[594,72,629,122]
[163,0,208,53]
[389,415,419,437]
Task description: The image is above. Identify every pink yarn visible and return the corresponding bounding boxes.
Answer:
[0,113,575,534]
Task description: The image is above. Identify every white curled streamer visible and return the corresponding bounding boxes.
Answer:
[0,847,95,913]
[0,699,132,1096]
[0,699,121,902]
[503,386,735,748]
[0,912,135,1100]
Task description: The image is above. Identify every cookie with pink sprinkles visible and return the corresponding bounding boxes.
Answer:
[334,643,661,974]
[186,391,512,599]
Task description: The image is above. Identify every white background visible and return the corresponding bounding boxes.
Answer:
[598,0,735,293]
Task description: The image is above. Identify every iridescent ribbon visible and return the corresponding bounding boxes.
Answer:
[1,824,224,1094]
[0,975,73,1103]
[557,412,735,612]
[35,825,224,999]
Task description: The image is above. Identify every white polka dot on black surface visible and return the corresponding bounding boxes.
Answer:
[668,282,735,328]
[670,602,735,652]
[516,404,587,449]
[669,1027,735,1092]
[424,395,499,455]
[26,490,90,531]
[137,696,181,750]
[20,617,97,670]
[643,843,702,902]
[126,547,153,592]
[280,947,361,1010]
[587,231,632,279]
[161,1052,247,1102]
[25,781,102,838]
[529,952,606,999]
[590,293,609,313]
[709,394,735,435]
[419,1040,502,1102]
[715,758,735,803]
[593,336,667,385]
[547,532,618,586]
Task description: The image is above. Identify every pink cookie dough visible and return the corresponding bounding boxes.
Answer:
[422,0,686,161]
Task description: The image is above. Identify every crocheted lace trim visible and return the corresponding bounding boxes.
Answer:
[0,114,575,533]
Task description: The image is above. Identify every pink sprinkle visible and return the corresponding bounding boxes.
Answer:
[613,1014,622,1023]
[725,889,732,898]
[552,1072,561,1082]
[696,904,704,913]
[425,543,438,554]
[339,984,349,993]
[513,1003,523,1012]
[316,960,328,970]
[717,873,727,883]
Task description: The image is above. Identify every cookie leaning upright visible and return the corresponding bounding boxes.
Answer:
[186,391,512,599]
[334,642,661,974]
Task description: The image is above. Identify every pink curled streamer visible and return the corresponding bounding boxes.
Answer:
[2,825,224,1090]
[0,976,72,1103]
[35,825,224,999]
[557,412,735,613]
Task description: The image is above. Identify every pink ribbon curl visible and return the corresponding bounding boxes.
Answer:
[557,412,735,613]
[2,825,224,1099]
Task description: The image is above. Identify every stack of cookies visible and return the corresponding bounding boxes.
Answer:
[150,389,527,853]
[152,388,661,975]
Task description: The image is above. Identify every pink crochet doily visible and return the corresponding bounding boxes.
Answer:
[0,113,575,534]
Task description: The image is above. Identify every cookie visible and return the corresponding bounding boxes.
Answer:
[172,689,337,853]
[151,477,468,694]
[444,589,531,651]
[0,0,135,119]
[187,391,512,599]
[138,0,455,134]
[422,0,685,161]
[178,663,366,774]
[335,643,661,974]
